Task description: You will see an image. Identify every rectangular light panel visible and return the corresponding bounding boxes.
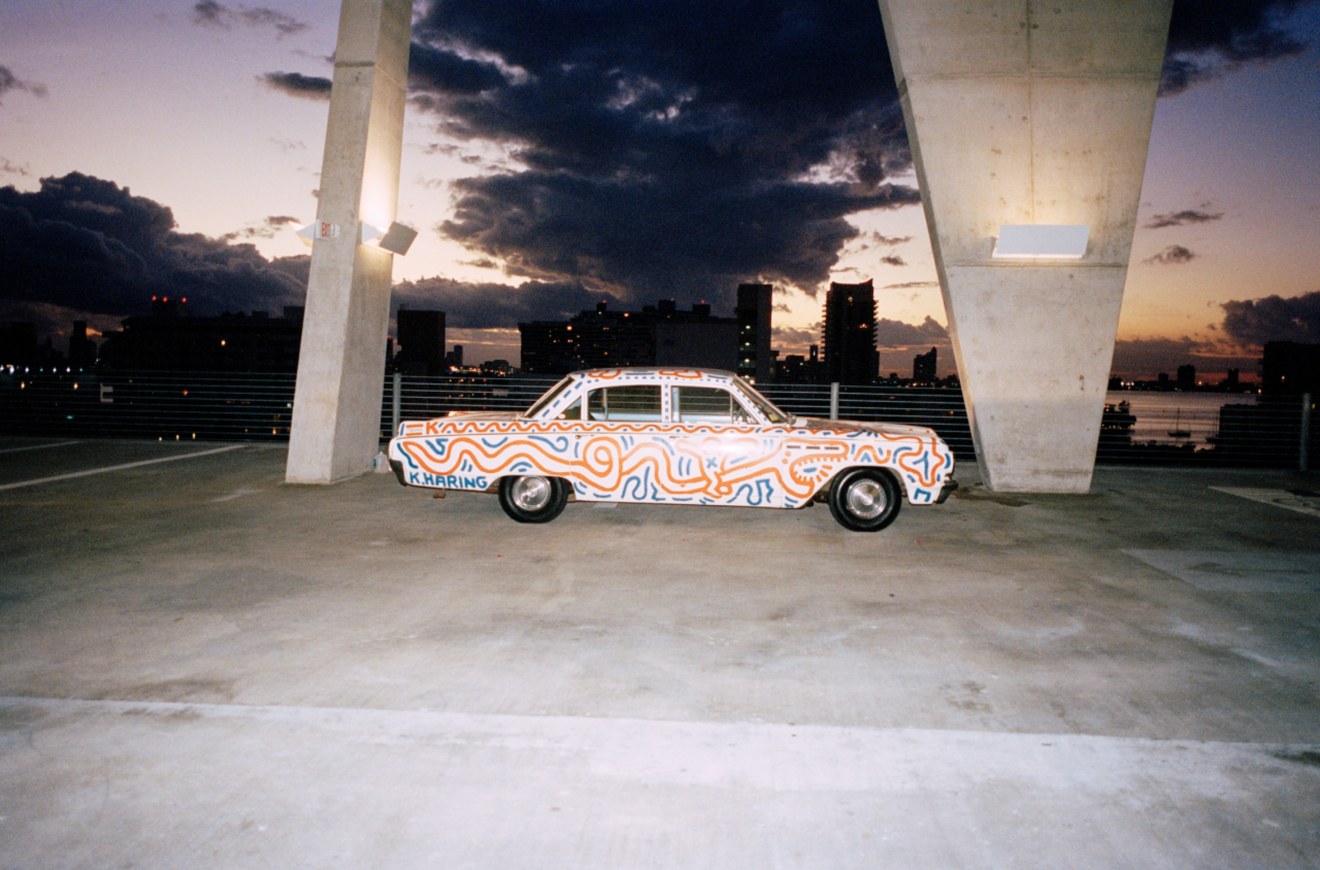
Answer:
[993,224,1089,259]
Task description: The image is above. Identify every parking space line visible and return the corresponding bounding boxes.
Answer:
[0,444,247,491]
[0,440,82,455]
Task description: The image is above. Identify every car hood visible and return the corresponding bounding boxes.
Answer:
[796,416,940,439]
[441,410,521,421]
[394,409,520,438]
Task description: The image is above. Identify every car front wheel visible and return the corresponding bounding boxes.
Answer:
[498,475,569,523]
[828,468,901,532]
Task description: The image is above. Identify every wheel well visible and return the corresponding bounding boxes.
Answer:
[491,474,574,500]
[825,465,904,500]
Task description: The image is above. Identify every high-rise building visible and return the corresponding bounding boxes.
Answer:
[0,322,39,366]
[1176,363,1196,391]
[519,300,737,375]
[821,279,878,385]
[735,283,773,383]
[99,299,305,372]
[777,344,824,384]
[396,308,446,375]
[1262,341,1320,396]
[913,347,937,384]
[68,321,97,369]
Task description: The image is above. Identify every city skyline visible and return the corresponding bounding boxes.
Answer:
[2,0,1318,380]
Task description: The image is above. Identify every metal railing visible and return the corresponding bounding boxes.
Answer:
[3,369,1314,470]
[0,369,297,442]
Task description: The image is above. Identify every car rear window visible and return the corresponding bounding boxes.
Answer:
[674,386,748,424]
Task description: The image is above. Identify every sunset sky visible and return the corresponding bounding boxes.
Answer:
[2,0,1318,379]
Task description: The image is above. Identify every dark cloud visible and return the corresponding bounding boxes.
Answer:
[1144,208,1225,229]
[1162,0,1316,95]
[772,325,819,349]
[0,173,306,327]
[408,0,914,310]
[408,43,509,97]
[1220,290,1320,345]
[192,0,225,26]
[1112,336,1209,377]
[1144,244,1197,265]
[261,72,332,100]
[269,137,307,153]
[0,64,48,105]
[239,7,309,37]
[874,316,946,348]
[391,276,622,328]
[440,173,918,308]
[1109,292,1320,377]
[397,0,1313,314]
[193,2,308,37]
[880,255,907,267]
[884,281,938,290]
[222,214,302,242]
[252,0,1310,327]
[1,158,32,178]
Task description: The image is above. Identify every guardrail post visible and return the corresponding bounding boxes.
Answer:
[830,382,840,420]
[1301,392,1312,473]
[391,371,402,435]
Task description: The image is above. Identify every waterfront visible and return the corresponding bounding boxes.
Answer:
[1106,390,1256,446]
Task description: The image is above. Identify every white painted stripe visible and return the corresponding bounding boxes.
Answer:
[1,694,1311,787]
[0,443,246,491]
[1211,486,1320,519]
[0,440,82,455]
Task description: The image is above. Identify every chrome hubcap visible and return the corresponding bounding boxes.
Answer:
[511,476,552,511]
[846,479,885,519]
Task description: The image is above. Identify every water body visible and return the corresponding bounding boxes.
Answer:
[1106,391,1256,445]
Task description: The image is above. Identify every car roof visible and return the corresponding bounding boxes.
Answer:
[568,367,740,384]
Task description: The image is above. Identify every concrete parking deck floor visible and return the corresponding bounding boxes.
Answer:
[2,437,1318,868]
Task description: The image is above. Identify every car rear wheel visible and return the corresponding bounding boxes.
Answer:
[828,468,901,532]
[498,475,569,523]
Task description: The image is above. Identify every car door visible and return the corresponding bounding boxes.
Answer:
[663,384,794,508]
[567,382,668,503]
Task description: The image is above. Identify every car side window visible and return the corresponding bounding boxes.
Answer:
[674,386,748,424]
[556,397,582,420]
[587,385,662,421]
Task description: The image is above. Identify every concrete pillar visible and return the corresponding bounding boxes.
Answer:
[285,0,411,484]
[877,0,1172,492]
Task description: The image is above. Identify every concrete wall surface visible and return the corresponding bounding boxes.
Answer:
[878,0,1174,492]
[286,0,411,484]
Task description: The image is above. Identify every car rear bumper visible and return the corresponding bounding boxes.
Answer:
[936,478,958,504]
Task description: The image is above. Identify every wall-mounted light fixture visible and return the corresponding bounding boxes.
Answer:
[992,224,1089,260]
[295,220,417,256]
[376,221,418,256]
[296,221,340,247]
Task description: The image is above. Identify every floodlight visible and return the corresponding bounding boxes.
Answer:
[296,221,340,247]
[358,221,416,255]
[377,221,418,255]
[992,224,1089,259]
[295,220,415,255]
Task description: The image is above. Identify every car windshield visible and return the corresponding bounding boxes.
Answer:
[523,375,575,419]
[731,376,795,425]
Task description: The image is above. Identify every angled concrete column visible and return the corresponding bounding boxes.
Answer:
[286,0,411,484]
[877,0,1172,492]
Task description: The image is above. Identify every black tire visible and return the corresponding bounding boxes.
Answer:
[498,475,569,523]
[827,468,901,532]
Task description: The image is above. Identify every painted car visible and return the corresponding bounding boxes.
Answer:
[387,367,957,531]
